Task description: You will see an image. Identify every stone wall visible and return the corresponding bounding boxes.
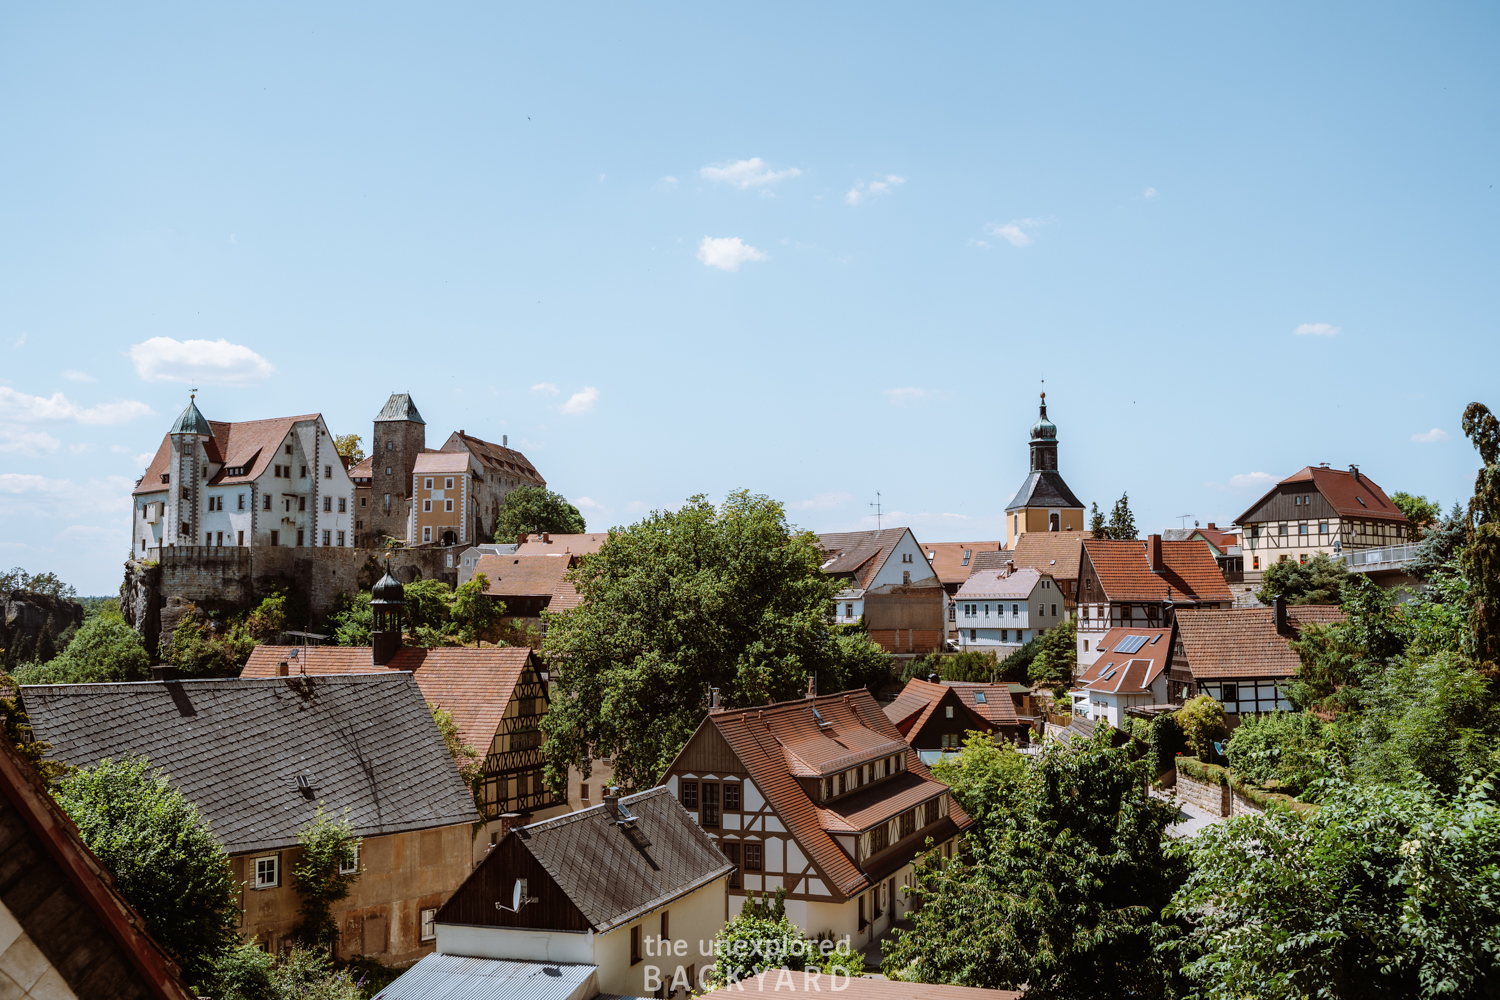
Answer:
[121,545,461,654]
[1175,772,1230,817]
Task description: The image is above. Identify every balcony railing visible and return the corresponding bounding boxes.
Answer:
[1341,543,1419,572]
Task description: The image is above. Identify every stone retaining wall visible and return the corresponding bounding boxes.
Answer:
[1175,772,1230,816]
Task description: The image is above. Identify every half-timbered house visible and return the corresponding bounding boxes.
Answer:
[884,677,1027,754]
[661,688,972,949]
[1233,464,1410,583]
[1075,535,1233,669]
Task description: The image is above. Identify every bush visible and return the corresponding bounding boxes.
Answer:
[1224,711,1339,794]
[1027,619,1075,695]
[704,888,810,987]
[1255,552,1348,607]
[1147,712,1186,777]
[1175,695,1226,760]
[11,608,148,685]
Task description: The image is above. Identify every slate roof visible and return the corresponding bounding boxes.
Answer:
[1083,538,1233,605]
[375,393,426,424]
[1004,470,1084,512]
[955,567,1046,601]
[447,788,733,935]
[23,674,479,855]
[241,645,536,755]
[920,541,1004,587]
[1175,605,1345,680]
[0,735,196,1000]
[1007,530,1092,579]
[1236,466,1407,524]
[674,690,971,901]
[474,554,574,599]
[817,529,913,589]
[134,413,323,496]
[443,432,545,487]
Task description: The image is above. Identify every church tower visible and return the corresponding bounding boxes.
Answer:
[1004,392,1085,548]
[166,394,214,547]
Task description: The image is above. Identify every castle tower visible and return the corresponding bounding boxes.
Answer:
[1004,392,1084,548]
[370,561,406,666]
[369,393,426,543]
[166,395,214,547]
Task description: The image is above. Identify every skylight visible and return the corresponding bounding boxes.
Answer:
[1150,634,1162,644]
[975,691,986,703]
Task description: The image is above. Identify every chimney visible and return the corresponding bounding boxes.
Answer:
[602,790,620,820]
[927,673,940,684]
[708,687,723,713]
[151,665,179,682]
[1350,464,1361,482]
[503,435,508,447]
[517,532,527,546]
[1206,522,1217,530]
[459,429,465,436]
[276,660,290,677]
[542,532,551,544]
[806,675,817,699]
[496,812,523,841]
[1148,534,1163,573]
[1274,594,1292,637]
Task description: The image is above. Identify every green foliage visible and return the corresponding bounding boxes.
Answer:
[161,592,293,678]
[883,729,1185,996]
[1391,491,1441,539]
[11,607,149,685]
[209,944,276,1000]
[492,485,587,542]
[1146,711,1186,777]
[0,675,65,780]
[1255,552,1349,607]
[1461,401,1500,670]
[403,578,455,632]
[330,590,374,646]
[1409,502,1468,579]
[1026,618,1075,695]
[704,888,811,987]
[0,566,77,600]
[293,806,362,952]
[1167,778,1500,999]
[332,433,365,464]
[1107,492,1138,540]
[902,650,1003,684]
[450,573,504,644]
[211,944,368,1000]
[1088,502,1106,536]
[540,492,893,791]
[927,732,1028,835]
[1175,694,1226,760]
[1224,711,1340,794]
[56,756,239,989]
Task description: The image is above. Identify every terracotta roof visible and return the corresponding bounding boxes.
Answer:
[1175,605,1345,680]
[474,553,574,598]
[820,769,954,833]
[443,431,545,487]
[817,529,914,589]
[1236,466,1407,525]
[729,970,1019,1000]
[413,451,477,475]
[547,577,582,611]
[1007,530,1092,579]
[920,541,1004,586]
[348,455,373,480]
[133,413,322,496]
[941,682,1022,727]
[0,737,197,1000]
[1083,538,1233,605]
[677,690,972,900]
[885,679,1019,736]
[1004,470,1083,511]
[514,532,610,557]
[242,645,535,754]
[955,567,1046,601]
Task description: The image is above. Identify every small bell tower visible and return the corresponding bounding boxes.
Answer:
[370,558,407,665]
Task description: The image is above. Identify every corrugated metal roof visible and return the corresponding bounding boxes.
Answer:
[374,955,597,1000]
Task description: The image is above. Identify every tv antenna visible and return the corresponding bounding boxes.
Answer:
[870,492,883,529]
[1177,514,1194,529]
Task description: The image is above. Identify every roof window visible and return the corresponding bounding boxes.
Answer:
[974,691,986,704]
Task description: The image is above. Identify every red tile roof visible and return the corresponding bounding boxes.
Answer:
[133,413,323,496]
[920,541,1004,586]
[443,431,545,487]
[474,553,573,598]
[728,970,1019,1000]
[514,533,610,557]
[1007,530,1092,579]
[1175,605,1345,680]
[1083,538,1232,605]
[680,690,972,900]
[349,456,373,481]
[1074,627,1173,693]
[942,682,1022,728]
[885,678,1020,735]
[1236,466,1407,524]
[241,645,535,752]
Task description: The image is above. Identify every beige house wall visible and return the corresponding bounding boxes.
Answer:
[231,822,473,965]
[1007,506,1084,549]
[411,470,473,546]
[601,875,727,998]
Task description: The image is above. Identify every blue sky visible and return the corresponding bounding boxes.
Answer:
[2,3,1497,595]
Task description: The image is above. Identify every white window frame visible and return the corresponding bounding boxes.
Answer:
[423,499,432,512]
[422,526,432,542]
[254,854,280,889]
[420,907,437,942]
[444,499,454,512]
[424,477,433,489]
[339,842,361,875]
[445,477,454,489]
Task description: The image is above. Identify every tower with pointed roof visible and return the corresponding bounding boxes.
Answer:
[1004,393,1085,548]
[166,394,214,546]
[369,392,427,542]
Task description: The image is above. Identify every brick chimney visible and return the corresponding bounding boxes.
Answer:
[542,532,551,544]
[1148,534,1164,574]
[1350,464,1361,482]
[805,675,817,699]
[497,812,523,841]
[517,532,527,546]
[1274,594,1292,638]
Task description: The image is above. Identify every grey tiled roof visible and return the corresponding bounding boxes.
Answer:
[1004,471,1084,511]
[374,392,426,424]
[22,674,478,855]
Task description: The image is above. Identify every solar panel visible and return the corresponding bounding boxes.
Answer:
[1115,635,1149,655]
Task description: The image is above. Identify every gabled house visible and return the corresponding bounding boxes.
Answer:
[0,735,197,1000]
[457,542,519,586]
[21,673,478,963]
[1234,464,1411,582]
[1173,599,1345,719]
[1163,522,1243,583]
[1069,626,1174,728]
[884,677,1025,754]
[422,787,732,998]
[440,430,547,544]
[818,529,945,654]
[410,451,484,547]
[1076,535,1233,668]
[952,566,1064,651]
[1001,529,1093,612]
[661,688,972,948]
[472,553,581,648]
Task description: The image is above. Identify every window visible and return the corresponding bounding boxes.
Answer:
[238,531,244,546]
[324,465,332,478]
[1279,525,1288,535]
[702,782,720,828]
[902,570,911,585]
[444,499,454,512]
[299,465,307,478]
[899,809,916,838]
[322,530,331,546]
[298,496,306,512]
[337,531,346,546]
[1082,639,1088,651]
[254,855,280,889]
[238,494,246,510]
[422,526,432,542]
[1037,604,1044,617]
[681,781,698,809]
[1052,604,1058,617]
[1319,521,1328,534]
[296,530,305,547]
[969,629,976,641]
[1222,683,1239,704]
[744,843,763,871]
[420,908,437,942]
[263,495,272,511]
[360,496,367,507]
[1002,629,1009,642]
[1012,604,1019,616]
[902,552,912,563]
[445,477,454,489]
[270,530,280,546]
[338,497,346,513]
[722,842,741,886]
[206,532,212,546]
[1253,556,1261,570]
[1299,552,1308,565]
[631,926,642,965]
[424,478,433,490]
[580,783,589,801]
[1298,523,1308,535]
[846,603,854,618]
[948,603,956,622]
[1294,496,1301,505]
[945,705,954,718]
[724,783,741,811]
[423,499,432,512]
[339,843,361,875]
[285,444,293,456]
[961,549,971,566]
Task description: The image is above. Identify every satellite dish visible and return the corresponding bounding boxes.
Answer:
[496,878,537,913]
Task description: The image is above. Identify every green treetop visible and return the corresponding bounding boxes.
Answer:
[492,486,586,542]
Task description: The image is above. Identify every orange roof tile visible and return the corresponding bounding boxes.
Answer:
[443,432,545,487]
[1175,605,1345,680]
[1236,466,1408,524]
[474,553,573,598]
[920,541,1004,586]
[1083,538,1232,605]
[514,533,610,557]
[133,413,323,495]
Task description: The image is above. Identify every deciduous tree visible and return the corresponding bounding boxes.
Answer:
[492,486,586,542]
[292,806,361,953]
[11,607,149,685]
[331,434,364,463]
[1254,552,1348,606]
[1391,491,1441,539]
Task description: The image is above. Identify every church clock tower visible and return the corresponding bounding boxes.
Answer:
[1004,392,1085,548]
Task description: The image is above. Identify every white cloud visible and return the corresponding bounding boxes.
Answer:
[845,175,906,206]
[572,496,607,515]
[1144,187,1157,199]
[560,387,599,415]
[697,236,767,272]
[69,443,96,455]
[966,239,990,250]
[0,474,134,516]
[0,428,61,456]
[1294,322,1340,337]
[531,383,560,395]
[0,387,154,425]
[130,336,275,385]
[789,492,852,511]
[884,387,929,405]
[0,473,72,496]
[1411,428,1451,443]
[1230,472,1276,489]
[985,218,1050,247]
[62,370,96,382]
[135,452,156,467]
[699,158,802,189]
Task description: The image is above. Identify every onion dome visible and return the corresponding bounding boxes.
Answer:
[370,568,406,606]
[169,397,214,437]
[1030,392,1056,441]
